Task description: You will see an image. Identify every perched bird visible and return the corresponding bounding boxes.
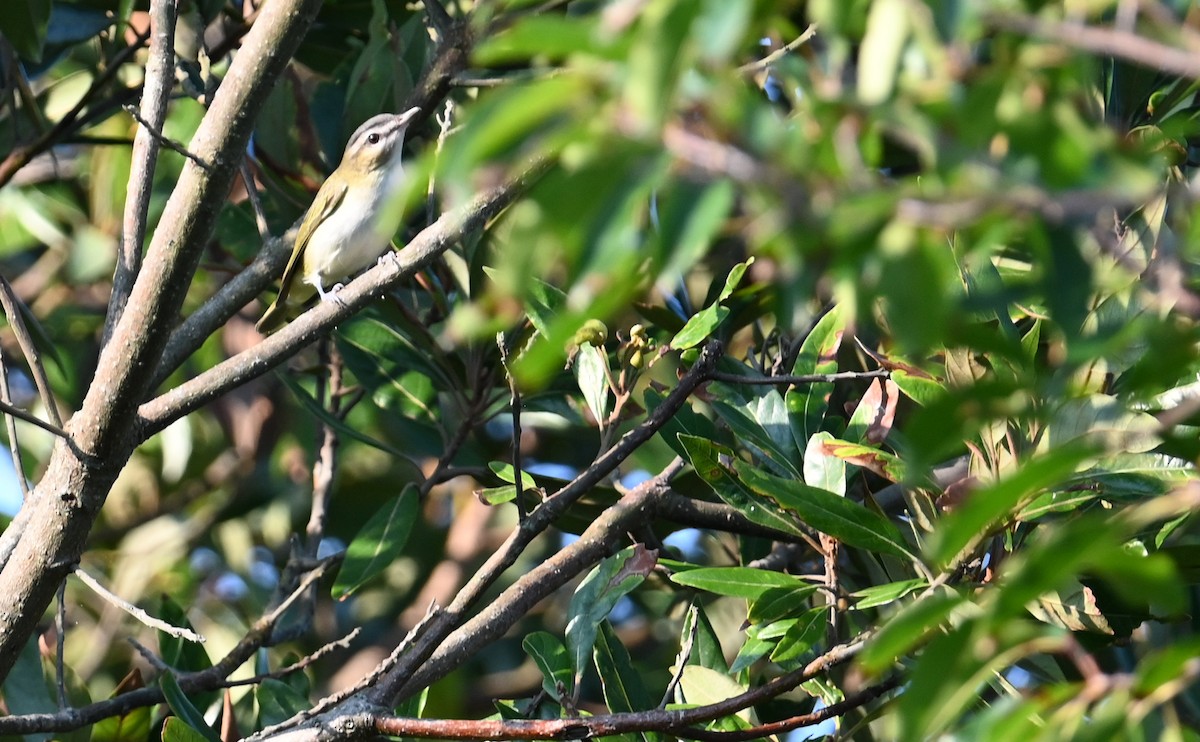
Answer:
[257,107,421,333]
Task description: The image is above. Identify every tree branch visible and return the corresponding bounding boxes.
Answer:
[360,341,722,706]
[137,160,546,438]
[988,12,1200,80]
[289,636,872,741]
[103,0,177,347]
[0,0,325,683]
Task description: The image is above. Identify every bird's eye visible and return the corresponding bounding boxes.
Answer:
[367,133,380,144]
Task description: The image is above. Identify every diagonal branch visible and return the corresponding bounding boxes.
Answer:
[137,160,548,438]
[362,340,722,706]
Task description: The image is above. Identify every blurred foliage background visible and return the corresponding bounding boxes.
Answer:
[1,0,1200,739]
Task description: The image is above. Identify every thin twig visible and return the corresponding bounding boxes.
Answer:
[305,339,341,557]
[0,351,29,499]
[245,601,442,742]
[55,580,66,708]
[737,24,818,73]
[239,158,272,241]
[0,398,67,439]
[707,369,889,386]
[122,103,213,171]
[0,275,62,427]
[428,98,454,228]
[126,637,171,671]
[73,567,206,642]
[659,602,699,708]
[224,627,362,688]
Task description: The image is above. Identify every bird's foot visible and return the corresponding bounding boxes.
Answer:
[316,283,348,307]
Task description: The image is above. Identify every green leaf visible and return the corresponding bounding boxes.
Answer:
[278,373,416,464]
[786,305,845,449]
[565,546,657,691]
[92,694,151,742]
[735,462,915,561]
[670,304,730,350]
[748,584,819,625]
[803,431,846,495]
[475,15,604,65]
[858,588,965,672]
[816,438,908,481]
[255,678,310,729]
[526,277,568,337]
[594,621,661,742]
[926,444,1096,567]
[678,434,808,540]
[161,718,211,742]
[157,597,211,673]
[669,257,754,349]
[160,673,218,742]
[337,315,452,410]
[851,578,928,610]
[0,0,50,61]
[670,566,815,600]
[488,461,537,489]
[891,369,945,407]
[677,666,756,724]
[523,631,573,702]
[709,394,800,477]
[770,607,827,663]
[681,601,728,673]
[2,635,54,729]
[574,343,611,427]
[332,484,419,599]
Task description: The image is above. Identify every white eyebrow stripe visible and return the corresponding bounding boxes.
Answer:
[347,117,404,150]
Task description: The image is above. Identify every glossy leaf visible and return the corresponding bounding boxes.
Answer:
[786,305,845,449]
[255,678,310,729]
[160,673,218,742]
[332,484,420,599]
[670,566,815,600]
[524,631,573,702]
[735,461,914,561]
[678,434,808,539]
[594,621,661,742]
[565,546,657,690]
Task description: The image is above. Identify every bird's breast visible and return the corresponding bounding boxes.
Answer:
[303,169,407,283]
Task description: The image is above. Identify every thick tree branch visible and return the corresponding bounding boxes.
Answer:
[360,341,722,706]
[104,0,177,346]
[391,460,681,699]
[0,0,325,682]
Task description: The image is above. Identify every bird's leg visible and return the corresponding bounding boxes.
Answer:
[315,281,348,307]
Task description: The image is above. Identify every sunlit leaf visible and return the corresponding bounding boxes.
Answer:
[333,484,420,599]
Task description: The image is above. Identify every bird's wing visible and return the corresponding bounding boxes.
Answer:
[256,181,348,333]
[275,180,348,305]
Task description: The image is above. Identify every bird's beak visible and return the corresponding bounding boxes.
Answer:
[395,107,421,127]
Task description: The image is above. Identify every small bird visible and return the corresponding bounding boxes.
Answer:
[257,107,421,333]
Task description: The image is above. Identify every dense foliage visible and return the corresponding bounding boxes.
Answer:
[0,0,1198,740]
